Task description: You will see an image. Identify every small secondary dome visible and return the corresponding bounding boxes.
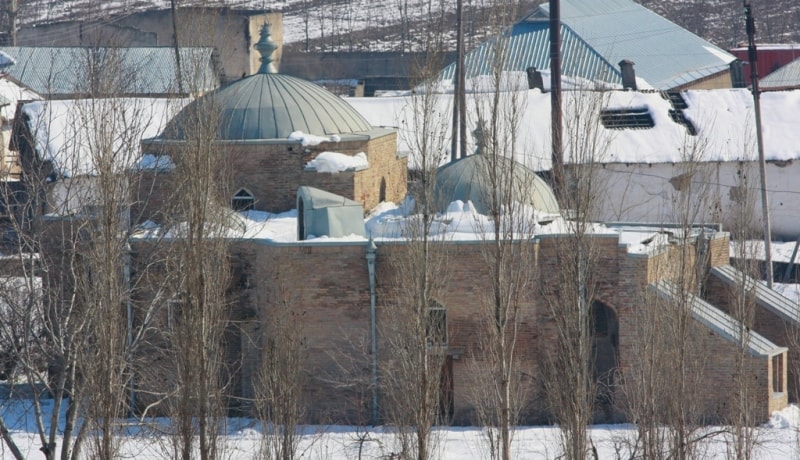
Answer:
[434,154,560,215]
[162,24,372,141]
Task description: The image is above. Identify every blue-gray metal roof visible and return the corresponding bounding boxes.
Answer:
[444,0,736,90]
[650,280,786,357]
[532,0,735,89]
[762,57,800,90]
[441,20,621,85]
[0,46,219,96]
[163,73,373,141]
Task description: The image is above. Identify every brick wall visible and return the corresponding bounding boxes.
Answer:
[113,228,786,423]
[140,130,406,217]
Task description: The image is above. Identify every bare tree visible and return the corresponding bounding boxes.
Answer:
[378,31,452,459]
[464,4,536,458]
[622,133,719,460]
[540,90,612,460]
[254,263,308,460]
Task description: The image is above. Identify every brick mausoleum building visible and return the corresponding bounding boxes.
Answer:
[13,25,795,426]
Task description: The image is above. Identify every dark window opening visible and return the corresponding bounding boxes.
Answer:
[427,304,447,347]
[664,91,688,110]
[592,300,609,337]
[600,107,654,129]
[232,188,255,211]
[669,109,698,136]
[773,354,784,393]
[379,177,387,203]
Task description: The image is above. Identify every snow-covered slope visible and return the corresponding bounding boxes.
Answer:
[14,1,800,53]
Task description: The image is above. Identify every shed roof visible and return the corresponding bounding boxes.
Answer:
[442,0,736,90]
[0,46,219,97]
[296,186,366,240]
[762,57,800,90]
[710,265,800,325]
[650,280,786,357]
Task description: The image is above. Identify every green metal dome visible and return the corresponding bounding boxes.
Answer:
[434,154,560,215]
[162,23,372,141]
[163,73,373,141]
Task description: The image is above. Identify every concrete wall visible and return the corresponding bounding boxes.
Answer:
[591,161,800,239]
[17,9,283,84]
[281,51,457,95]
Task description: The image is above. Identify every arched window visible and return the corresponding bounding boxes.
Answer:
[232,188,255,211]
[379,177,387,203]
[591,300,619,418]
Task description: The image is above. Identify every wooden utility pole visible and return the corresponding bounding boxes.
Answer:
[549,0,563,199]
[745,3,774,287]
[451,0,465,161]
[170,0,185,94]
[3,0,17,46]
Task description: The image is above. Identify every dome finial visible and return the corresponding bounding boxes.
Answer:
[254,22,278,74]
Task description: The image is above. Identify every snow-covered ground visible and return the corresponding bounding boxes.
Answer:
[2,399,800,459]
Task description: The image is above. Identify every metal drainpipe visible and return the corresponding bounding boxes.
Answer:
[124,241,136,416]
[365,238,378,425]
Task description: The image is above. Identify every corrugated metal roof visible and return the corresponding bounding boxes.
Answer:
[0,47,219,96]
[650,280,786,357]
[533,0,736,89]
[762,57,800,89]
[441,21,621,85]
[711,265,800,324]
[446,0,735,89]
[164,73,373,140]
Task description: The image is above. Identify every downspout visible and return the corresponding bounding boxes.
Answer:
[124,241,136,416]
[365,238,378,425]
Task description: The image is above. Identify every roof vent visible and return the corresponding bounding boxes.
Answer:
[600,107,654,129]
[618,59,637,90]
[526,67,544,91]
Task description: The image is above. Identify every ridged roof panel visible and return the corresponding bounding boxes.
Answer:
[0,46,218,96]
[441,0,736,90]
[533,0,735,89]
[762,57,800,89]
[441,21,621,85]
[165,73,373,140]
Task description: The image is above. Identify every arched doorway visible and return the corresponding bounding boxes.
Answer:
[591,300,619,418]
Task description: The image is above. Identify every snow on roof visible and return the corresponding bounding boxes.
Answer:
[133,197,679,257]
[346,88,800,170]
[305,151,368,173]
[0,76,40,120]
[21,98,187,177]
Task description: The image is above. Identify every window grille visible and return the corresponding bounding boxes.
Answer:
[232,188,255,211]
[600,107,654,129]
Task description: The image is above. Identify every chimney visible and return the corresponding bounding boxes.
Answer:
[526,66,544,91]
[730,60,746,88]
[618,59,637,90]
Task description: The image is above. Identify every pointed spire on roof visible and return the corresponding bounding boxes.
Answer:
[254,22,278,74]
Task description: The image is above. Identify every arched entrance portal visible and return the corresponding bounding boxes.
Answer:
[591,300,619,418]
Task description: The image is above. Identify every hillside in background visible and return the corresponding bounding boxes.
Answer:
[5,0,800,52]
